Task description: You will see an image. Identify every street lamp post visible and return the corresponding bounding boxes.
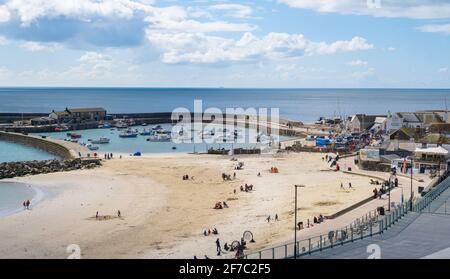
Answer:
[294,184,305,259]
[410,158,414,211]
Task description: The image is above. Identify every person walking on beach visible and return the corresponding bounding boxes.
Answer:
[96,211,99,219]
[117,210,121,218]
[216,238,221,255]
[26,200,30,210]
[23,201,26,210]
[348,182,352,188]
[267,215,271,223]
[340,182,344,189]
[275,214,279,221]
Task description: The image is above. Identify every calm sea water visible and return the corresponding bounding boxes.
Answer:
[0,140,57,163]
[35,124,291,155]
[0,182,40,217]
[1,88,450,122]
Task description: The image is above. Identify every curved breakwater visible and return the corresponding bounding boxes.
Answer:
[0,131,74,160]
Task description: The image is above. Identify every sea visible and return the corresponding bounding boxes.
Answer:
[1,87,450,122]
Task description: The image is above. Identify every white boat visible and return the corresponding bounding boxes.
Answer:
[139,129,152,136]
[152,125,164,131]
[86,143,99,151]
[147,131,171,142]
[115,122,128,129]
[119,128,138,138]
[90,137,110,144]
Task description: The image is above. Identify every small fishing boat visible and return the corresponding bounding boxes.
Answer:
[152,125,163,131]
[70,133,82,139]
[139,129,152,136]
[141,123,148,126]
[90,137,110,144]
[86,143,99,151]
[119,130,138,138]
[147,132,171,142]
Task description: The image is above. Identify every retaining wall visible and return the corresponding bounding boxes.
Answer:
[0,131,73,160]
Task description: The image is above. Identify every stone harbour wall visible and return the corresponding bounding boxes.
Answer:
[0,131,73,160]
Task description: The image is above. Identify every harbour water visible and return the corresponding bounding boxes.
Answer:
[1,88,450,122]
[0,140,58,163]
[0,182,42,217]
[35,124,291,155]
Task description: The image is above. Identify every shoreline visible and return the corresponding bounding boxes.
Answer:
[0,182,46,217]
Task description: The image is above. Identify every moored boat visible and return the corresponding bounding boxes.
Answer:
[90,137,110,144]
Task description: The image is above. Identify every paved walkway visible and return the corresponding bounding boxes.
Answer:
[299,185,450,259]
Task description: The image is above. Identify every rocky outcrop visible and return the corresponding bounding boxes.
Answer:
[0,159,101,179]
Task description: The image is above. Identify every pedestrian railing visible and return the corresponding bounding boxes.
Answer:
[245,176,450,259]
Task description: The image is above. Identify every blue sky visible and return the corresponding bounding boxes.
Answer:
[0,0,449,88]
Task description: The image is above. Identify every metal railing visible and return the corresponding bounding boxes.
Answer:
[244,176,450,259]
[244,202,411,259]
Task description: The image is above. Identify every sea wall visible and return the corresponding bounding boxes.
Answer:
[0,131,73,160]
[0,158,101,179]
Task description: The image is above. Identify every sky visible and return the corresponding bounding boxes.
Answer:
[0,0,449,88]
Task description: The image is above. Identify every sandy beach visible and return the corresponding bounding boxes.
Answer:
[0,152,428,259]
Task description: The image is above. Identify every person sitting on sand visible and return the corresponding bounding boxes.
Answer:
[224,243,229,251]
[234,189,237,194]
[348,182,352,188]
[373,188,378,199]
[212,228,218,235]
[340,182,344,189]
[267,215,271,223]
[257,172,261,177]
[204,230,208,236]
[214,202,223,210]
[314,216,318,224]
[240,185,244,192]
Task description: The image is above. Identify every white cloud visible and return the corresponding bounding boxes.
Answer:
[209,4,253,18]
[279,0,450,19]
[0,5,10,22]
[79,51,112,64]
[438,67,448,73]
[348,59,368,67]
[147,31,373,64]
[417,24,450,35]
[2,0,154,25]
[351,67,375,79]
[387,47,396,51]
[20,41,61,52]
[145,6,256,33]
[0,36,9,45]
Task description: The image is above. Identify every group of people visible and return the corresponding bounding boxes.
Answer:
[203,228,219,236]
[213,201,229,209]
[240,184,254,192]
[182,174,192,181]
[297,214,325,230]
[340,182,353,189]
[104,153,115,160]
[266,214,279,223]
[270,167,279,174]
[94,210,122,220]
[22,200,31,210]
